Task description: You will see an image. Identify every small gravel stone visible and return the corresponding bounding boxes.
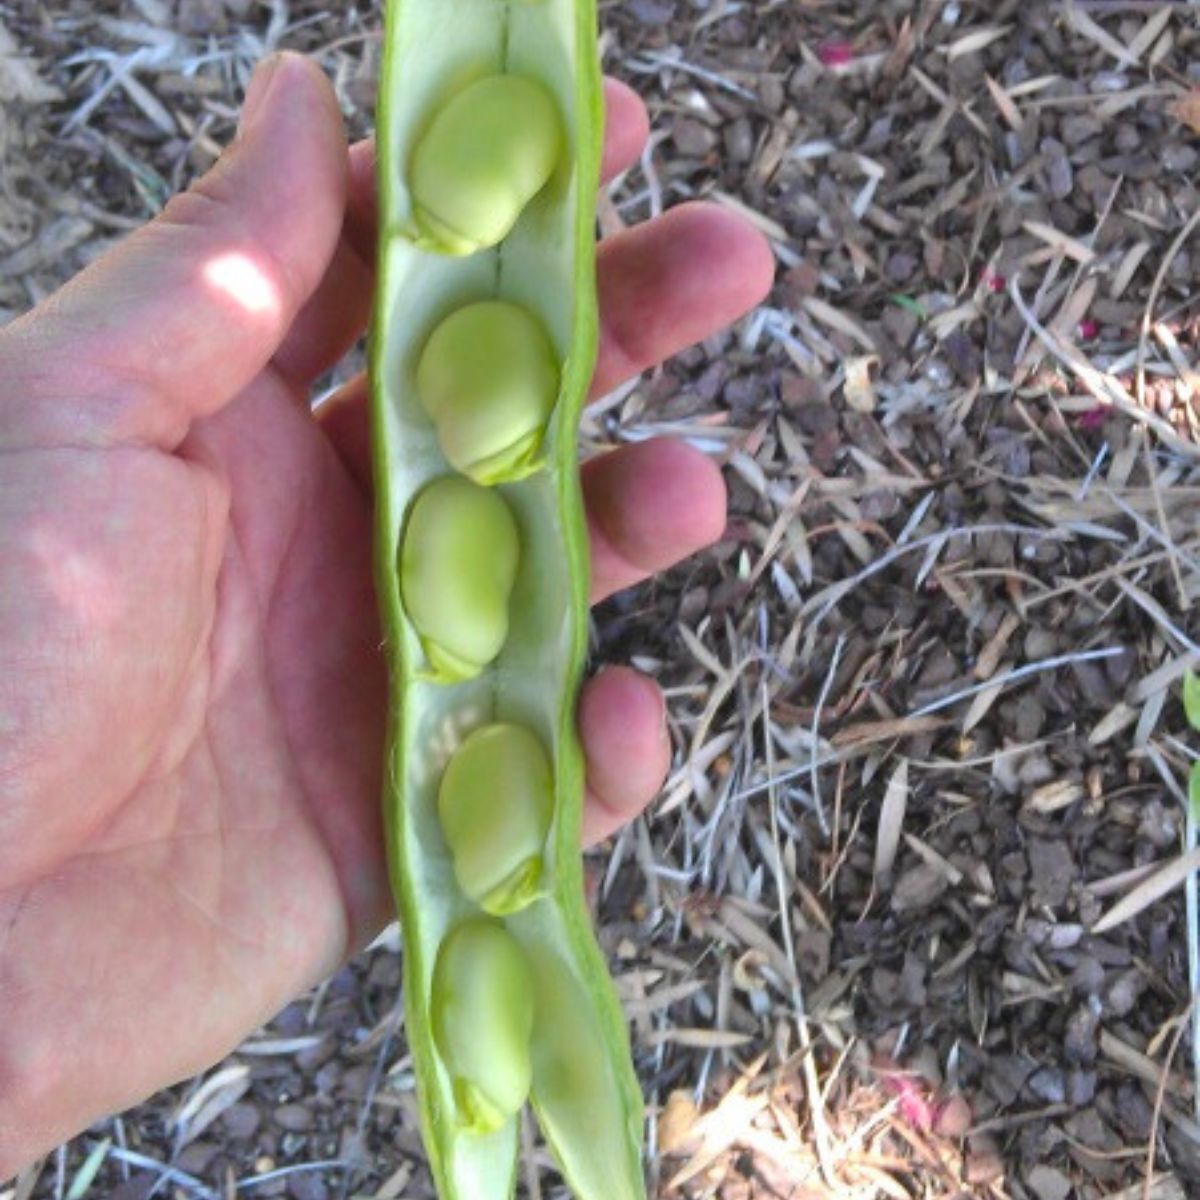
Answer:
[1026,1165,1072,1200]
[221,1101,262,1141]
[289,1173,331,1200]
[1061,114,1102,146]
[274,1102,314,1132]
[1165,143,1198,173]
[176,1141,221,1175]
[671,117,717,158]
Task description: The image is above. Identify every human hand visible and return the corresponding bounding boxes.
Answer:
[0,53,772,1173]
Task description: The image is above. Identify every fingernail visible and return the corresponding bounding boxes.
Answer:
[238,53,288,137]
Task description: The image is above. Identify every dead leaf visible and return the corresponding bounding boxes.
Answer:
[0,20,62,104]
[843,354,878,413]
[659,1089,700,1154]
[1024,779,1085,815]
[1171,89,1200,135]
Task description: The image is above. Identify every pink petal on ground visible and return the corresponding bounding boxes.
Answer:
[885,1074,935,1132]
[819,41,855,67]
[1077,405,1109,431]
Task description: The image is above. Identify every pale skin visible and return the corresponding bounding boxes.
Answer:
[0,54,773,1174]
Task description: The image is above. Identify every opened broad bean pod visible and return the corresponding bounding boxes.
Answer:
[370,3,645,1200]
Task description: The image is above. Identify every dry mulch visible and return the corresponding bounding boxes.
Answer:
[2,2,1200,1199]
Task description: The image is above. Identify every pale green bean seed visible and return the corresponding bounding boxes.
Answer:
[438,723,554,915]
[409,74,562,256]
[417,302,560,486]
[432,919,535,1136]
[399,476,519,683]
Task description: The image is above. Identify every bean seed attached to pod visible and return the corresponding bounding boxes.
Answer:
[417,302,561,485]
[438,723,554,915]
[399,476,520,683]
[408,74,562,257]
[432,919,535,1136]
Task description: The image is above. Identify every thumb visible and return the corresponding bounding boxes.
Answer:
[0,53,348,451]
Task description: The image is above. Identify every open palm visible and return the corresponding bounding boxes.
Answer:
[0,55,772,1175]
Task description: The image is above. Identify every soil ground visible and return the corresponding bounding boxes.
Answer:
[2,2,1199,1198]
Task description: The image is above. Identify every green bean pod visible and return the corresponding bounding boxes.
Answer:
[372,3,645,1200]
[438,723,554,915]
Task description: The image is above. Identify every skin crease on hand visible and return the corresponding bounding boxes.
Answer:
[0,53,772,1175]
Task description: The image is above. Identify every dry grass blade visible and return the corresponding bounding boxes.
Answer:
[370,1162,413,1200]
[1022,220,1097,264]
[1100,1029,1195,1102]
[873,758,909,881]
[1093,848,1200,934]
[1128,5,1173,60]
[903,833,964,885]
[802,295,877,352]
[1090,701,1138,746]
[974,611,1020,681]
[643,1027,754,1051]
[911,646,1124,718]
[1009,279,1200,458]
[942,25,1012,59]
[984,73,1023,129]
[961,673,1006,734]
[1137,205,1200,408]
[1106,1177,1186,1200]
[172,1064,251,1147]
[1064,0,1140,65]
[1145,1015,1190,1200]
